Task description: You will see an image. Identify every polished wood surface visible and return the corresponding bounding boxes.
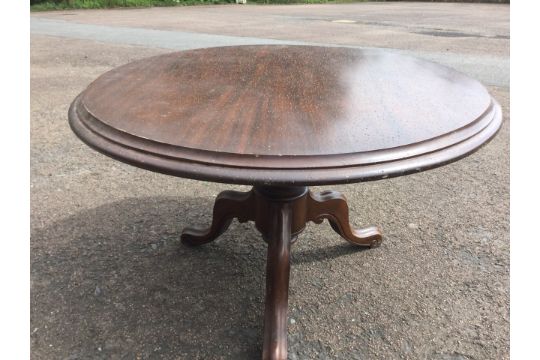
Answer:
[69,45,502,185]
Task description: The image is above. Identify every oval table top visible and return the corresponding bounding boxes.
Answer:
[69,45,502,185]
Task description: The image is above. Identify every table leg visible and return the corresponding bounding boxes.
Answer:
[307,190,382,248]
[262,201,292,360]
[181,189,255,246]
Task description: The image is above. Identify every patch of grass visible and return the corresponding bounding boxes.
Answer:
[31,0,233,11]
[30,0,370,11]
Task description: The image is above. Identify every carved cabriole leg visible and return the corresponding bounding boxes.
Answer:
[306,190,383,248]
[180,189,256,246]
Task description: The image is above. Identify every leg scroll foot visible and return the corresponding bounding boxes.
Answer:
[307,190,382,248]
[181,189,255,246]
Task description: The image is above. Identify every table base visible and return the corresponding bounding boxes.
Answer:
[181,186,382,360]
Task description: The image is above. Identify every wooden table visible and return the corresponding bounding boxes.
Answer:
[69,45,502,360]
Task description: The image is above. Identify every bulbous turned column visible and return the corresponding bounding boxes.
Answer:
[253,186,307,360]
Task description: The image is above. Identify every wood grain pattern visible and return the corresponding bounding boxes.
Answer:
[69,45,502,185]
[81,46,490,155]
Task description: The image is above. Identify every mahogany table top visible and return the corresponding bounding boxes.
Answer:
[69,45,502,185]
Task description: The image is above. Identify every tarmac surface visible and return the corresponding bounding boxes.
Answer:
[31,3,509,359]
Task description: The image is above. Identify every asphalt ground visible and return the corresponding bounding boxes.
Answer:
[30,3,509,359]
